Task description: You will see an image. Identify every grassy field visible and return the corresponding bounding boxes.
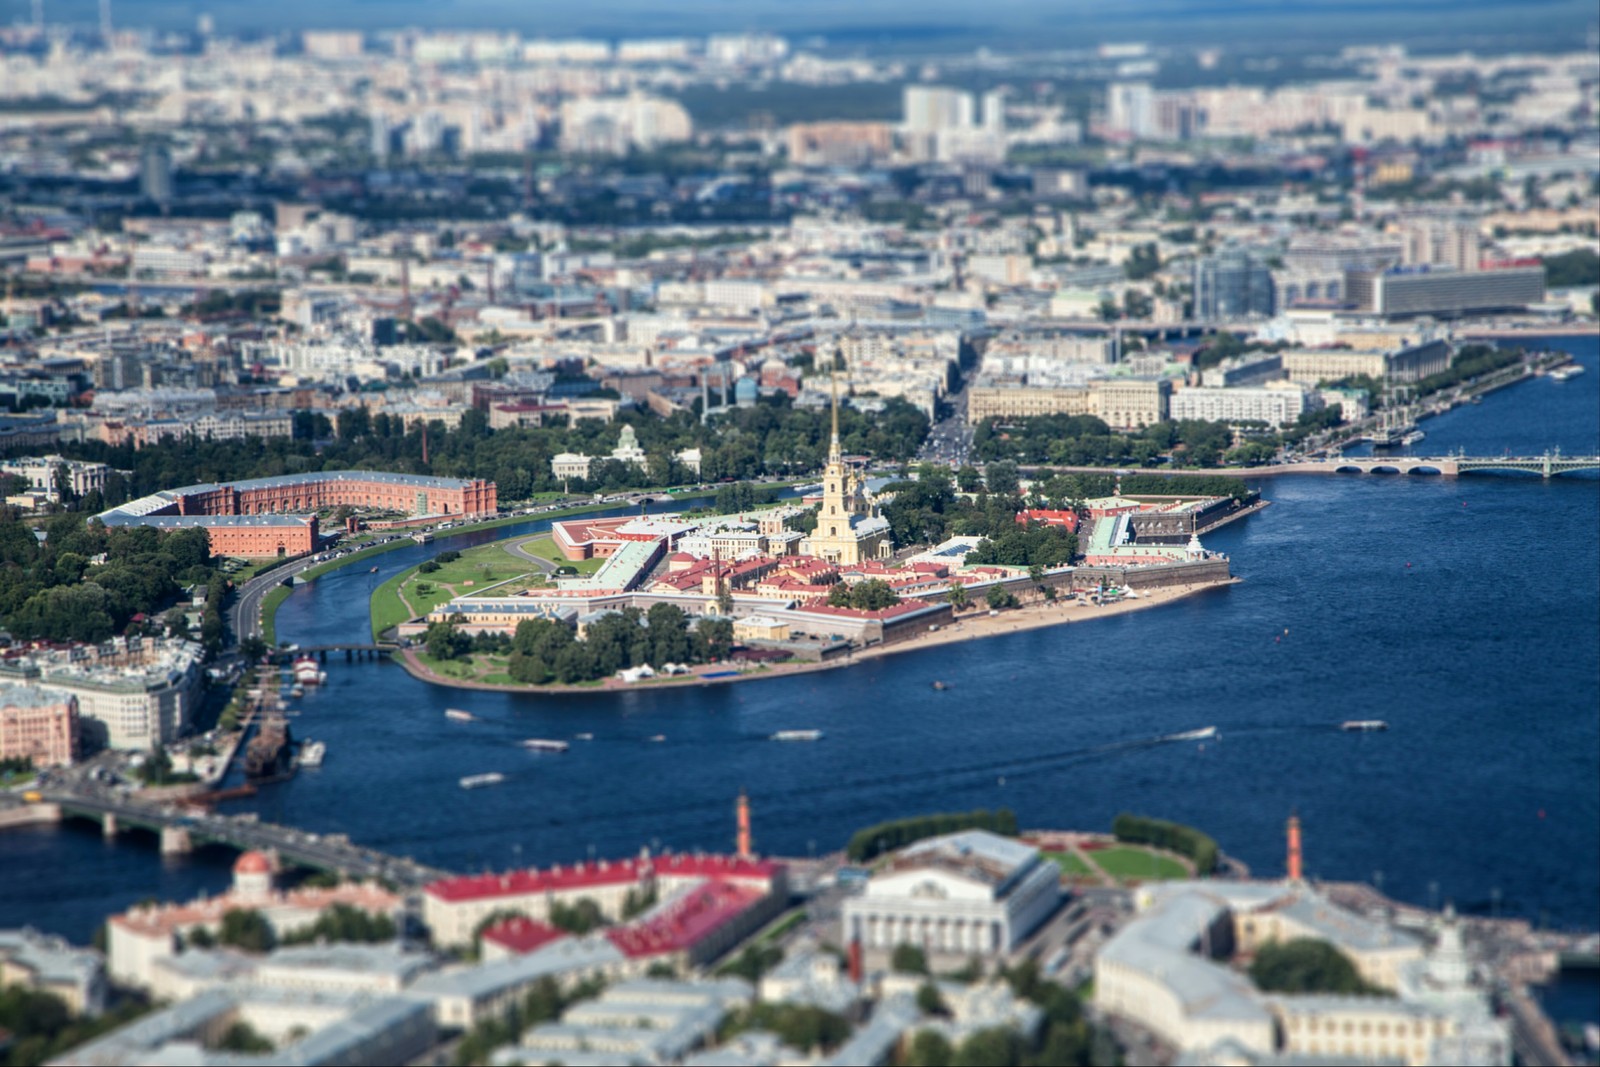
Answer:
[415,650,511,682]
[371,539,545,639]
[519,536,606,575]
[1043,850,1097,877]
[1088,846,1189,882]
[261,586,291,645]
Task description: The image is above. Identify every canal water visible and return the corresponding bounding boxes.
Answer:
[3,336,1596,968]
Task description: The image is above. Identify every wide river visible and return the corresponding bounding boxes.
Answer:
[4,336,1597,957]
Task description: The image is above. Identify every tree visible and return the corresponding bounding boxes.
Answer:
[548,897,606,934]
[892,943,929,975]
[948,582,970,611]
[829,579,902,611]
[424,616,471,660]
[906,1030,954,1067]
[1250,938,1384,995]
[217,909,274,953]
[985,460,1020,496]
[955,465,983,493]
[954,1027,1024,1067]
[986,584,1018,611]
[917,981,949,1016]
[217,1021,274,1053]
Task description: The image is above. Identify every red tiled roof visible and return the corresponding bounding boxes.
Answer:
[426,859,643,902]
[424,853,781,904]
[603,881,765,959]
[481,917,569,955]
[1017,509,1080,532]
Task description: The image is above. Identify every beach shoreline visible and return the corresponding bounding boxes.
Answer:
[392,577,1241,696]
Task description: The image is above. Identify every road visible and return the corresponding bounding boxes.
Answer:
[232,556,324,645]
[918,374,975,468]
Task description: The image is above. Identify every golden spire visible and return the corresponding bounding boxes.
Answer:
[828,360,841,461]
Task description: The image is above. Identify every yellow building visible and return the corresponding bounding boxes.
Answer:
[803,378,893,565]
[733,615,791,643]
[1094,378,1171,430]
[966,383,1095,424]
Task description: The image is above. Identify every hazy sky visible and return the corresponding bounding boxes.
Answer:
[41,0,1599,52]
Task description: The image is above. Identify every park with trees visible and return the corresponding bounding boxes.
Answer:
[0,513,228,648]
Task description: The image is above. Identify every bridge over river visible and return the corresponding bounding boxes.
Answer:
[1286,453,1600,478]
[36,790,452,890]
[1022,452,1600,480]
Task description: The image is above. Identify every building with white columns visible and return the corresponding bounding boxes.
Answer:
[842,831,1061,958]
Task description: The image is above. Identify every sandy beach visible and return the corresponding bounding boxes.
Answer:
[394,577,1240,696]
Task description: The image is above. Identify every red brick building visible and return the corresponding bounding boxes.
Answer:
[98,471,496,559]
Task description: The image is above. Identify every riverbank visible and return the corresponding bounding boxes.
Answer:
[258,496,697,645]
[393,577,1239,696]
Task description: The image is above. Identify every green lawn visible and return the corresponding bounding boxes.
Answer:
[519,536,606,575]
[372,539,542,639]
[369,572,414,640]
[1043,850,1096,877]
[1088,846,1189,881]
[261,586,291,645]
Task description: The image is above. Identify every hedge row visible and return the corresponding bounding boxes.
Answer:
[846,808,1018,863]
[1111,812,1218,875]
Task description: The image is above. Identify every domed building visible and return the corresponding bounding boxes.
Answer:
[232,850,275,900]
[108,849,402,992]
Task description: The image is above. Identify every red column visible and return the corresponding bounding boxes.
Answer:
[736,791,752,859]
[1287,814,1303,882]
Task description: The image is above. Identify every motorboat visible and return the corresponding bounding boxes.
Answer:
[1341,720,1389,732]
[771,730,824,742]
[521,739,570,753]
[1168,726,1218,742]
[298,740,326,767]
[459,772,506,789]
[445,709,478,723]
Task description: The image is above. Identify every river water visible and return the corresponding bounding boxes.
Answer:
[4,337,1596,972]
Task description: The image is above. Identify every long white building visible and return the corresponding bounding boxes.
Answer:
[842,831,1061,958]
[1170,384,1321,427]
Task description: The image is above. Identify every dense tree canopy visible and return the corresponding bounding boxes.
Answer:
[1250,938,1388,995]
[501,609,733,686]
[0,513,221,646]
[32,394,929,505]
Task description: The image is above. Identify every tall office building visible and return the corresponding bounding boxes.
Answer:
[1398,218,1482,272]
[981,89,1006,132]
[139,143,172,204]
[1193,247,1276,320]
[1106,82,1157,139]
[903,86,975,132]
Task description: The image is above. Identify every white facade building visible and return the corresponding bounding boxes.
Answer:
[1170,385,1320,427]
[842,831,1061,957]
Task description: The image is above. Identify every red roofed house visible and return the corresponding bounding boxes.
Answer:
[423,853,786,949]
[1016,509,1080,533]
[480,918,570,962]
